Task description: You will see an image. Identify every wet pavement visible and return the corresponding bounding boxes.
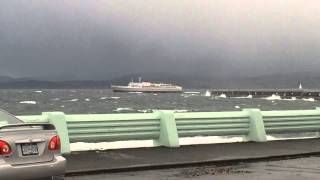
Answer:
[65,139,320,174]
[67,156,320,180]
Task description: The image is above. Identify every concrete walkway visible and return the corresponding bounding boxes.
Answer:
[65,139,320,174]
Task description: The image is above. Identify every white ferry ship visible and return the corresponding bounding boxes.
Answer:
[111,78,183,93]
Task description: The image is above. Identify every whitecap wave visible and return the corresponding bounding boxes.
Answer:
[85,98,90,101]
[283,97,297,101]
[70,140,155,151]
[303,98,315,102]
[179,136,246,145]
[174,109,189,113]
[267,135,316,141]
[219,94,227,98]
[68,99,79,102]
[70,135,319,151]
[111,97,120,99]
[137,109,153,113]
[34,90,43,93]
[184,91,201,94]
[19,101,37,105]
[204,90,211,97]
[113,107,134,112]
[234,95,253,99]
[263,94,282,100]
[181,94,194,98]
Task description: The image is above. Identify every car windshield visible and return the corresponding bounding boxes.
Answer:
[0,109,23,125]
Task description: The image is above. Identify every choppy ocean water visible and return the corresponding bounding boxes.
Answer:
[2,89,318,151]
[0,89,319,115]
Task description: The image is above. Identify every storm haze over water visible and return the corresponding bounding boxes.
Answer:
[0,0,320,80]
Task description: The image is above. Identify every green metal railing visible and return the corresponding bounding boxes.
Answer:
[17,108,320,154]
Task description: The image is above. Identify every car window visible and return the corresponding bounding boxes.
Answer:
[0,109,23,124]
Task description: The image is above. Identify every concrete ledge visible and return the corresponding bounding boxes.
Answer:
[65,138,320,174]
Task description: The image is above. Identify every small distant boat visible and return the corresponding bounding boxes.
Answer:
[111,78,183,93]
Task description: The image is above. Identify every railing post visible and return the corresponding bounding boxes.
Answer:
[156,110,179,147]
[242,109,267,142]
[316,107,320,138]
[42,112,70,154]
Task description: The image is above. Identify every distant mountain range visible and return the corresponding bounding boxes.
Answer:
[0,71,319,89]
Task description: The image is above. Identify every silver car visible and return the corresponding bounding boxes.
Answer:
[0,109,66,180]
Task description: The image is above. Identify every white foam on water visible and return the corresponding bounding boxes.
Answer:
[184,91,201,94]
[303,98,315,102]
[174,109,189,113]
[153,94,158,96]
[70,137,245,151]
[267,135,317,141]
[100,97,107,100]
[219,94,227,98]
[234,95,253,99]
[68,99,79,102]
[19,101,37,104]
[263,96,315,102]
[263,94,282,100]
[111,97,121,99]
[60,105,65,108]
[181,94,191,98]
[204,90,211,97]
[137,109,153,113]
[34,90,43,93]
[70,140,155,151]
[179,136,246,145]
[85,98,90,101]
[113,107,134,112]
[70,135,318,152]
[129,92,143,94]
[280,97,297,101]
[235,106,240,109]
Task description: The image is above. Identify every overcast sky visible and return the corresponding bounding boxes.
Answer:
[0,0,320,80]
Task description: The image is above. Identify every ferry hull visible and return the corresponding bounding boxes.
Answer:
[111,85,183,93]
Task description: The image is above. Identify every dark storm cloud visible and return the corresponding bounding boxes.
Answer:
[0,0,320,80]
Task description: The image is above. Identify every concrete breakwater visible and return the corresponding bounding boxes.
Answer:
[210,89,320,99]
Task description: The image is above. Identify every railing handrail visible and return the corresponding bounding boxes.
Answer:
[17,108,320,154]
